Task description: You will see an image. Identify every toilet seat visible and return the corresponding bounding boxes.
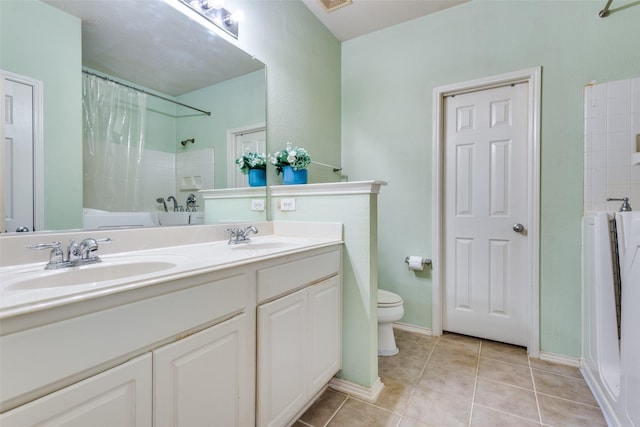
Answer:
[378,289,403,308]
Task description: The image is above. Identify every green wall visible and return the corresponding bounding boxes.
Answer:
[0,0,82,230]
[342,0,640,357]
[177,70,266,188]
[232,0,342,185]
[272,192,380,388]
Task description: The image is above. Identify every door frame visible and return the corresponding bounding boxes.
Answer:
[226,122,266,188]
[0,70,44,232]
[431,67,541,356]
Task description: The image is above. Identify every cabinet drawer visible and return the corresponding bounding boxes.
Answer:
[257,249,340,303]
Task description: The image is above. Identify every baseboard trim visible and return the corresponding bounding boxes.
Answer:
[328,377,384,403]
[538,351,581,367]
[393,322,433,336]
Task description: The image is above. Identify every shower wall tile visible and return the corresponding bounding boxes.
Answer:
[176,148,215,211]
[140,149,175,211]
[584,77,640,212]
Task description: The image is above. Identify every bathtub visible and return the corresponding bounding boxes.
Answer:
[82,208,157,229]
[582,211,640,427]
[616,212,640,427]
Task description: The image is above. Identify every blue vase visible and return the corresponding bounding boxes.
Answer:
[282,165,307,185]
[248,168,266,187]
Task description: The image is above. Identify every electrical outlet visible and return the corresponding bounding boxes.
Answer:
[280,198,296,211]
[251,199,265,211]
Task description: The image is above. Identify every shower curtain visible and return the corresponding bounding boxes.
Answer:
[82,73,146,212]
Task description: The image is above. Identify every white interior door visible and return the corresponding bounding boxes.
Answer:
[3,77,34,232]
[228,127,266,188]
[443,83,529,346]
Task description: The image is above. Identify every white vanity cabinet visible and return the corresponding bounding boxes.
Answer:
[256,249,342,427]
[2,312,253,427]
[0,271,255,426]
[0,239,343,427]
[0,354,152,427]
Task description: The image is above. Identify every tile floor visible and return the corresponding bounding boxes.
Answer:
[294,330,607,427]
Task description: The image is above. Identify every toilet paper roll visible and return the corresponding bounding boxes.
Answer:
[407,256,424,271]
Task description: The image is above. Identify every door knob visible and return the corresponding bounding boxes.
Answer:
[513,223,525,233]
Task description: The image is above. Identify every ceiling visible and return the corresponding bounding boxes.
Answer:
[301,0,469,41]
[43,0,263,96]
[41,0,467,95]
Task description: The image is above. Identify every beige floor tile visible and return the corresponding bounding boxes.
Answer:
[480,340,529,367]
[299,389,348,426]
[428,347,479,376]
[405,386,472,427]
[294,330,605,427]
[327,398,400,427]
[537,393,608,427]
[378,351,429,385]
[532,369,599,406]
[474,378,539,421]
[375,377,414,414]
[397,417,432,427]
[478,357,534,390]
[394,329,438,345]
[529,357,583,379]
[417,362,476,401]
[396,336,436,356]
[471,405,541,427]
[438,332,481,354]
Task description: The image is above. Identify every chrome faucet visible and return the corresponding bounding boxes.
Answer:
[607,197,632,212]
[225,226,258,245]
[167,196,179,212]
[78,238,100,260]
[186,194,198,212]
[28,238,112,269]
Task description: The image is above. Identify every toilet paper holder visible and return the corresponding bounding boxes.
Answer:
[404,256,432,267]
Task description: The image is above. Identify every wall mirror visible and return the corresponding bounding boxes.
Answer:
[2,0,266,233]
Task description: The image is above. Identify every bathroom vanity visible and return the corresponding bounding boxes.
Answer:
[0,222,342,426]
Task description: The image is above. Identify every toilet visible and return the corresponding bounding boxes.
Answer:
[377,289,404,356]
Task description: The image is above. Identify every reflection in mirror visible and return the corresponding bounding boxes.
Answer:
[1,0,266,232]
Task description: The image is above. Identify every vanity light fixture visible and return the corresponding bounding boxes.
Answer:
[177,0,244,38]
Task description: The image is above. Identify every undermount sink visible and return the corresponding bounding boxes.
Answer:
[5,260,179,291]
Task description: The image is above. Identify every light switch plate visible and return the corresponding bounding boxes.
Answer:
[280,198,296,211]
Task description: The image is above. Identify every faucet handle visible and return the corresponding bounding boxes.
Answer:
[607,197,632,212]
[27,241,61,251]
[27,241,65,266]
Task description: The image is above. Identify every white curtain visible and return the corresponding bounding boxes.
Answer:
[82,74,146,212]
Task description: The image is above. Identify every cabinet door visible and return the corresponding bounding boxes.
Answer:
[257,288,308,427]
[308,275,342,395]
[0,354,152,427]
[153,313,252,427]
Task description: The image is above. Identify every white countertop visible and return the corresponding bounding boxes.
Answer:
[0,223,343,319]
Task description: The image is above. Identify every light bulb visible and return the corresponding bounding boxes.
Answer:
[229,9,244,23]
